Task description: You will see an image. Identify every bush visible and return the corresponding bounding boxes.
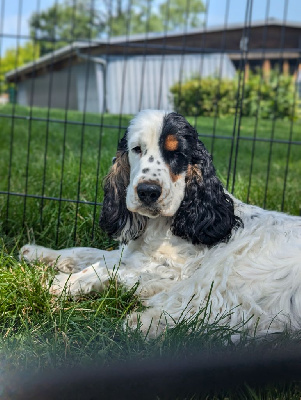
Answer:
[170,70,299,119]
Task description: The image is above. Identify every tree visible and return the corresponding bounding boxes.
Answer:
[105,0,164,36]
[104,0,206,36]
[160,0,206,32]
[29,0,206,56]
[29,0,102,55]
[0,41,40,93]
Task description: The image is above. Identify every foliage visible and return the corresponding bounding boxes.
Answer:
[29,0,101,55]
[108,0,206,35]
[160,0,206,31]
[29,0,206,55]
[171,76,237,117]
[170,70,299,119]
[106,0,163,36]
[242,70,299,119]
[0,42,40,93]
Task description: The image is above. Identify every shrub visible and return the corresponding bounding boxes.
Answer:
[170,70,299,119]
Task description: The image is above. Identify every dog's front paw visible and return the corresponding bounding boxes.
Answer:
[126,309,173,338]
[20,245,81,273]
[49,272,73,296]
[49,273,87,298]
[49,269,106,298]
[20,244,45,262]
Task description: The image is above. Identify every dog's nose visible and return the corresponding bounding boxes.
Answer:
[137,183,162,205]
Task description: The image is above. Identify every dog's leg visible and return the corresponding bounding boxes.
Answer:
[49,256,179,299]
[20,244,121,274]
[49,265,106,297]
[125,274,206,338]
[125,306,174,338]
[49,255,125,297]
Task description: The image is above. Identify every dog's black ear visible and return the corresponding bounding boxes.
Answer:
[171,139,242,246]
[99,131,147,244]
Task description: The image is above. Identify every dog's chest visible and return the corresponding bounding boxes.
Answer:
[137,217,199,266]
[153,242,186,264]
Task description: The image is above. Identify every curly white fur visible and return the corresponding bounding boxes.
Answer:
[20,110,301,338]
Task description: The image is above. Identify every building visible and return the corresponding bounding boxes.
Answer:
[5,46,235,114]
[6,20,301,114]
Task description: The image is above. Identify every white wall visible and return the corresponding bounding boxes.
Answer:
[15,61,100,113]
[75,62,99,113]
[15,67,78,110]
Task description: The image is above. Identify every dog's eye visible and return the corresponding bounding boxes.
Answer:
[132,146,142,154]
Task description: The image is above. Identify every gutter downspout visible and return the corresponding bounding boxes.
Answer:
[76,48,107,113]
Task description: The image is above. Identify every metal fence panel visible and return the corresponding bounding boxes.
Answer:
[0,0,300,246]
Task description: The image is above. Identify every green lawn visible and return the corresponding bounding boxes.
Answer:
[0,104,300,248]
[0,104,301,398]
[0,105,132,248]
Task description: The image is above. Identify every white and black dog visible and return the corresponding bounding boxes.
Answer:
[20,110,301,337]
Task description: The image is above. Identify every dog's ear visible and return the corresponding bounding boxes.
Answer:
[171,139,242,246]
[99,130,147,244]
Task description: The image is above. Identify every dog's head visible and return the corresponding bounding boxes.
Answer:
[99,110,242,245]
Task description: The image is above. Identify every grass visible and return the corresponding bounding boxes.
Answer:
[1,241,301,399]
[0,240,237,368]
[0,104,301,397]
[0,104,132,249]
[0,104,300,249]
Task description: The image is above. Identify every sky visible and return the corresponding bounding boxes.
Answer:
[0,0,300,54]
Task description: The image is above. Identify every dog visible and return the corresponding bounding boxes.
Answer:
[20,110,301,337]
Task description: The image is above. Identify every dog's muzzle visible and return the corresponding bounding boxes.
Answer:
[137,182,162,205]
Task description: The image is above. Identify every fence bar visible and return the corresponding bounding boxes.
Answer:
[263,0,289,209]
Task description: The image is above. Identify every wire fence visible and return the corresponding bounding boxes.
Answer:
[0,0,300,247]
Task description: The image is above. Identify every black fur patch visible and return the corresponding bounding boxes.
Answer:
[159,113,197,176]
[160,113,243,246]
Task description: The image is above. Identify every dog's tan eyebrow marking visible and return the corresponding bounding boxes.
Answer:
[164,134,179,151]
[170,172,180,182]
[167,165,181,183]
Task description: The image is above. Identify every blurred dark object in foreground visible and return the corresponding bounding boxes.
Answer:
[3,343,301,400]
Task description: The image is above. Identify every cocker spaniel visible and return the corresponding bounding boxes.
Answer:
[20,110,301,337]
